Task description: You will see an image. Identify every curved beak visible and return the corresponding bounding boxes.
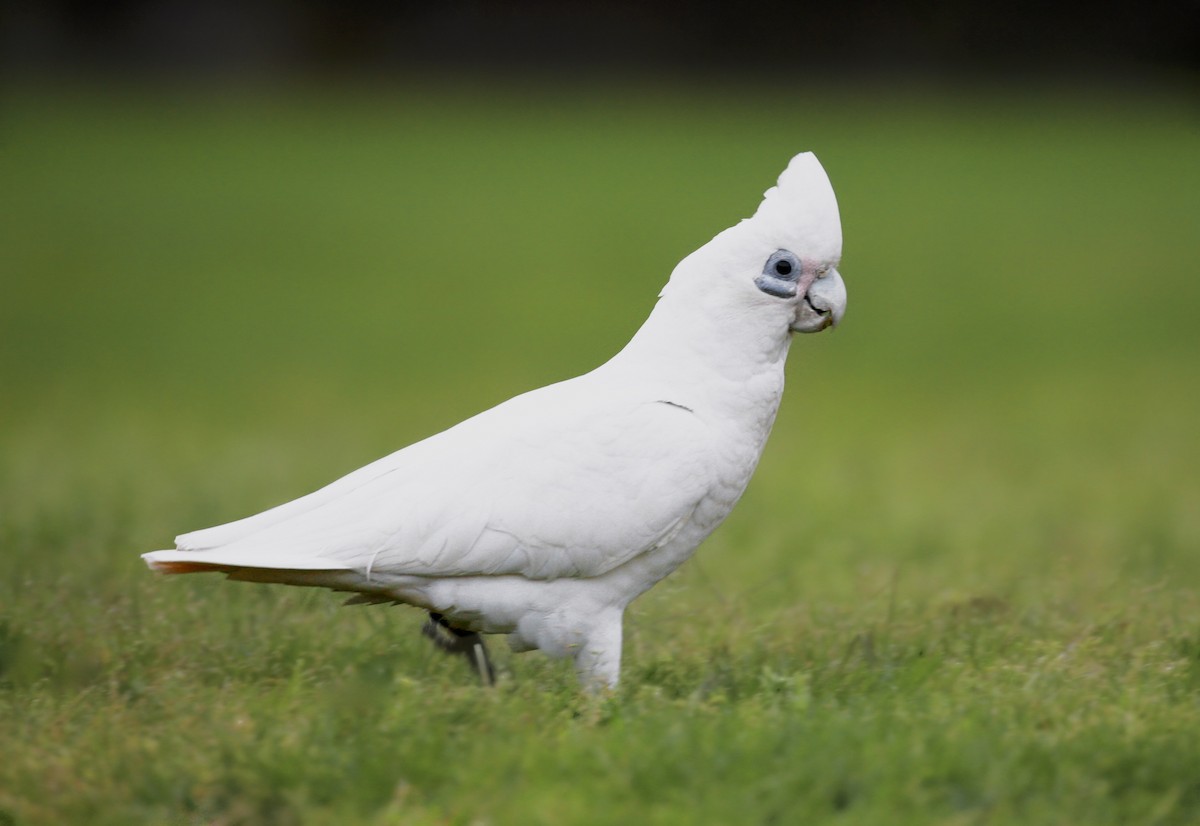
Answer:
[790,268,847,334]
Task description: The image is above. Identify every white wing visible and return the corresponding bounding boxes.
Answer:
[164,379,716,582]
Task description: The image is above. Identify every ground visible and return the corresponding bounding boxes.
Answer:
[1,82,1199,824]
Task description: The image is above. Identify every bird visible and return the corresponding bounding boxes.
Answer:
[142,152,847,691]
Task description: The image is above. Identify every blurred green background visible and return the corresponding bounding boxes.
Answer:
[2,52,1200,826]
[4,83,1197,550]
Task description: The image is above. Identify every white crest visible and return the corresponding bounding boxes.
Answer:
[749,152,842,263]
[661,152,843,300]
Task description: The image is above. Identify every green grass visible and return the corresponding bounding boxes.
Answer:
[2,80,1199,824]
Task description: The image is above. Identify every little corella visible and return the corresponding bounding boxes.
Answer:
[143,153,847,690]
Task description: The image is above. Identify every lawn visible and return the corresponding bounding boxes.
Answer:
[1,81,1199,824]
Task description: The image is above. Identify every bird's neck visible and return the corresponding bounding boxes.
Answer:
[602,290,793,428]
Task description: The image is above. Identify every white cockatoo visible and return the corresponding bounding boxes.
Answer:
[143,152,847,690]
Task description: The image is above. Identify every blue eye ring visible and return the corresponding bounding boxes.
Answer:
[756,250,801,298]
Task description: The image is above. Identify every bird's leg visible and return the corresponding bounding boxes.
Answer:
[572,609,623,692]
[421,612,496,686]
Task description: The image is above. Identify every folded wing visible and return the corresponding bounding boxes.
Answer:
[149,385,715,585]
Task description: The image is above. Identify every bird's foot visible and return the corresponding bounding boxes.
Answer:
[422,612,496,686]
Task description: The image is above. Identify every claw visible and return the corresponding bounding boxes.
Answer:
[421,613,496,686]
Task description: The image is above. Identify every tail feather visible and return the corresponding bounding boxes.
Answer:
[146,558,242,575]
[143,549,349,574]
[141,549,367,593]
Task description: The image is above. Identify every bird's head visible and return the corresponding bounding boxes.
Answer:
[662,152,846,336]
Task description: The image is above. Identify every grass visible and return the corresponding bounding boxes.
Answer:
[2,79,1199,824]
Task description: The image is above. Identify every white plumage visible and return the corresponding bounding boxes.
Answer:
[143,152,847,689]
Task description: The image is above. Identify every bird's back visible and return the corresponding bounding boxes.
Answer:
[154,358,773,587]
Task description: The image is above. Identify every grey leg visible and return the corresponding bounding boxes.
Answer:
[421,612,496,686]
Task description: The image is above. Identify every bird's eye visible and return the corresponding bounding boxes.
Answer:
[755,250,801,298]
[763,250,800,280]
